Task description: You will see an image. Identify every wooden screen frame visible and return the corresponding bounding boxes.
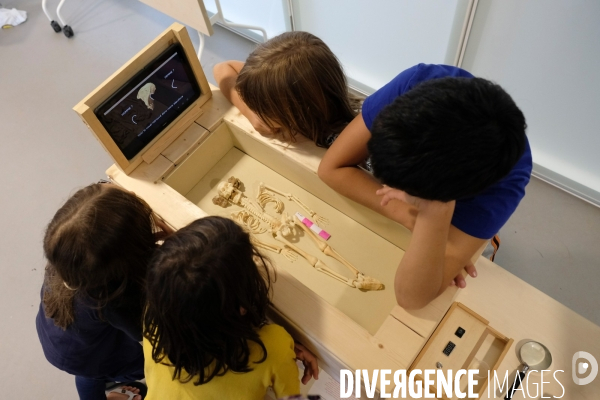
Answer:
[73,23,212,174]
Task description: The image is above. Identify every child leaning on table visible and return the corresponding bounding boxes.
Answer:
[213,32,522,304]
[142,216,317,400]
[214,31,361,147]
[318,64,532,310]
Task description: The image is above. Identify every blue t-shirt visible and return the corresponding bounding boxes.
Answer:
[36,283,144,378]
[362,64,532,239]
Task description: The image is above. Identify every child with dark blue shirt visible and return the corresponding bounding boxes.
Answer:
[319,64,531,309]
[36,182,172,399]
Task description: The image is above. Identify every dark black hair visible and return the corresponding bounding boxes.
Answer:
[367,77,527,201]
[143,216,273,385]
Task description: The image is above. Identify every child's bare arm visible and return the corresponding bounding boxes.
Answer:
[213,61,278,136]
[320,116,483,309]
[213,61,244,100]
[294,342,319,384]
[377,187,486,309]
[318,114,417,228]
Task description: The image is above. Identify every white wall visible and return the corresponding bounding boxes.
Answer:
[202,1,469,92]
[197,1,600,202]
[462,0,600,203]
[291,0,468,93]
[204,0,289,40]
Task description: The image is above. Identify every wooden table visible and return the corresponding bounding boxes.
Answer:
[454,256,599,399]
[107,86,600,399]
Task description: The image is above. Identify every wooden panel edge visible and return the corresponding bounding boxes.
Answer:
[141,105,205,164]
[161,122,210,165]
[130,154,175,183]
[267,306,347,383]
[481,338,514,397]
[106,164,207,229]
[456,302,489,325]
[76,106,132,172]
[173,25,212,105]
[375,315,426,367]
[462,329,490,371]
[272,267,407,373]
[408,302,459,371]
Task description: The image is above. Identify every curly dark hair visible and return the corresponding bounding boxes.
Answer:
[143,216,274,385]
[368,77,527,201]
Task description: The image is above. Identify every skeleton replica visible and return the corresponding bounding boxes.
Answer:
[212,177,384,291]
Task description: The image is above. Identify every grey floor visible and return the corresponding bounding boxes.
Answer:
[0,1,598,398]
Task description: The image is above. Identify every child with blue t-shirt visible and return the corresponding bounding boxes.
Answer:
[319,64,532,310]
[36,181,174,400]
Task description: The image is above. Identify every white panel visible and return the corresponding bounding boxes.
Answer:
[291,0,464,92]
[462,0,600,197]
[139,0,213,35]
[204,0,289,40]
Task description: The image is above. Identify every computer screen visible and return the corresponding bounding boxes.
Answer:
[95,43,201,160]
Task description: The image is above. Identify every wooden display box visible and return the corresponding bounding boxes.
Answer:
[409,302,513,399]
[105,112,447,377]
[74,24,467,383]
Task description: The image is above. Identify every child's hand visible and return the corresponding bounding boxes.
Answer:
[451,262,478,288]
[294,342,319,384]
[376,185,454,214]
[376,185,417,206]
[376,186,438,209]
[154,215,175,241]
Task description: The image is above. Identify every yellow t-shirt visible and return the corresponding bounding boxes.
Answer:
[143,324,300,400]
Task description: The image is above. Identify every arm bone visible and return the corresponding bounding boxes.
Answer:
[260,183,329,225]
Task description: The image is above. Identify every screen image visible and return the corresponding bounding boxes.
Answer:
[95,44,201,160]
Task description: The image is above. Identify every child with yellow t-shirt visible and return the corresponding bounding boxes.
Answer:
[142,216,310,399]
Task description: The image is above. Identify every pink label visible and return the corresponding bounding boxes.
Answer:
[319,230,331,240]
[302,218,313,228]
[295,212,330,240]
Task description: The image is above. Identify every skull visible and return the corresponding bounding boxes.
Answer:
[216,179,244,205]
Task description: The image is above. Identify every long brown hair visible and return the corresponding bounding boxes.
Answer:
[236,31,361,147]
[143,216,274,385]
[42,183,157,329]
